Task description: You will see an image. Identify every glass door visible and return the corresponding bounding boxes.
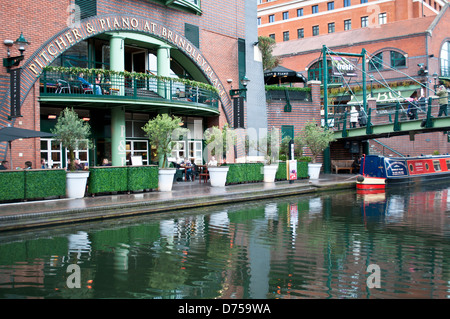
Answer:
[40,139,63,168]
[189,141,203,165]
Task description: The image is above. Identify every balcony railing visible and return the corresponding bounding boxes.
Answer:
[39,67,219,110]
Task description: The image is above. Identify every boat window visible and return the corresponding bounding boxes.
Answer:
[425,163,429,171]
[447,160,450,170]
[433,160,441,171]
[409,164,414,172]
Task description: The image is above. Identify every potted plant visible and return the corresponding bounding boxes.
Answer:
[51,107,92,198]
[204,124,235,187]
[142,113,188,191]
[253,127,280,183]
[300,120,335,179]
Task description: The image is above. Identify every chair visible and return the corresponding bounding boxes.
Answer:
[55,79,70,94]
[199,166,209,183]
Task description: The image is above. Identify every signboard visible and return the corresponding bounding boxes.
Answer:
[331,56,357,77]
[384,158,408,177]
[288,160,297,180]
[10,68,21,118]
[233,96,244,129]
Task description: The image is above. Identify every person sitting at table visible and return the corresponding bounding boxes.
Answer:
[101,158,112,166]
[25,161,32,169]
[183,158,194,181]
[78,72,101,95]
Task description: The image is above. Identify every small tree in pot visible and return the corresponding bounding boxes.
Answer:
[142,113,188,191]
[300,120,335,179]
[51,107,92,198]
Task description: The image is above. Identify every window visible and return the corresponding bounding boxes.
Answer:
[297,28,304,39]
[390,51,406,68]
[328,22,335,33]
[297,8,304,17]
[269,34,275,40]
[361,0,368,3]
[344,19,352,30]
[312,5,319,14]
[313,25,319,36]
[369,52,383,70]
[344,0,351,7]
[433,160,441,171]
[379,12,387,25]
[269,14,274,23]
[283,31,289,42]
[328,2,334,10]
[283,11,289,20]
[440,41,450,77]
[257,17,261,25]
[361,16,368,27]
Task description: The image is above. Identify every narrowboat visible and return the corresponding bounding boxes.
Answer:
[356,154,450,190]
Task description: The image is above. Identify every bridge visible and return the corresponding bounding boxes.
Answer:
[329,97,450,141]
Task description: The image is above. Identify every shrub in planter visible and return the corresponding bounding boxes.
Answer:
[127,166,158,191]
[0,171,25,201]
[25,169,66,199]
[88,166,128,194]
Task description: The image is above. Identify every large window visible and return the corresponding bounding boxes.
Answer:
[297,8,304,17]
[379,12,387,25]
[312,5,319,14]
[269,14,275,23]
[328,22,335,33]
[344,0,351,7]
[298,28,304,39]
[390,51,406,68]
[441,41,450,77]
[283,31,290,41]
[328,2,334,10]
[283,11,289,20]
[361,16,368,27]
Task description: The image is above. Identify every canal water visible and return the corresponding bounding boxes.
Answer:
[0,183,449,299]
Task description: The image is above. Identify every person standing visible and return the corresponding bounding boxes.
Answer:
[437,85,448,117]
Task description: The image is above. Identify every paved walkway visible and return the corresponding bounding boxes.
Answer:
[0,174,357,231]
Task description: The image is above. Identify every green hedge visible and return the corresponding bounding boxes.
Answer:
[25,169,66,199]
[0,171,25,201]
[224,163,264,185]
[88,166,128,194]
[128,166,158,191]
[276,161,309,181]
[87,165,159,194]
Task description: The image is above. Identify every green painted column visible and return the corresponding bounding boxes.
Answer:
[157,45,171,98]
[110,34,126,166]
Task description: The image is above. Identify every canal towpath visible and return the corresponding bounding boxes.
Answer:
[0,174,356,231]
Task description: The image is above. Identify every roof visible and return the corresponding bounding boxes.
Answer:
[273,16,437,58]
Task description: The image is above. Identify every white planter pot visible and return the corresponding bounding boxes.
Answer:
[66,171,90,199]
[308,163,322,180]
[208,166,229,187]
[158,169,176,192]
[263,164,278,183]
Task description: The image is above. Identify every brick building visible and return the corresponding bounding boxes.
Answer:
[259,0,450,159]
[0,0,266,168]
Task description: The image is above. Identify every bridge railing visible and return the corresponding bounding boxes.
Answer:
[327,96,449,134]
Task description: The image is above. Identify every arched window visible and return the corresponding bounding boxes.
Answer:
[390,51,406,68]
[441,41,450,77]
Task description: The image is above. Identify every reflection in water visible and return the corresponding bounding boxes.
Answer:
[0,184,449,299]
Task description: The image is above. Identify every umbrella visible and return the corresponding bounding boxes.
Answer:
[0,126,54,170]
[264,66,307,86]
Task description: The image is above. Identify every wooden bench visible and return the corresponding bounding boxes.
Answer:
[331,160,357,174]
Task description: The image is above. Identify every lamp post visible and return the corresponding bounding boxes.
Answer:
[3,33,30,72]
[229,75,250,100]
[3,33,29,119]
[432,73,438,91]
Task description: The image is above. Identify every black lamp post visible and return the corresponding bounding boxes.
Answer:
[3,33,30,72]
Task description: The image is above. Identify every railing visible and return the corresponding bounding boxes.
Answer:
[39,69,219,110]
[326,96,449,136]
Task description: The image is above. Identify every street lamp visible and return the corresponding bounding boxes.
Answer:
[3,32,30,72]
[432,72,438,91]
[229,75,250,100]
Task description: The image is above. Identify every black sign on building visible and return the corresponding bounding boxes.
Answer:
[10,68,22,118]
[233,96,244,129]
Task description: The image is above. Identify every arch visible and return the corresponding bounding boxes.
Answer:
[3,14,232,125]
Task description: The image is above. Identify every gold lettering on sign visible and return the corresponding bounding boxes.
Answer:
[86,23,95,34]
[131,18,139,28]
[65,32,75,45]
[72,28,82,40]
[99,19,106,30]
[55,36,67,50]
[47,44,58,56]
